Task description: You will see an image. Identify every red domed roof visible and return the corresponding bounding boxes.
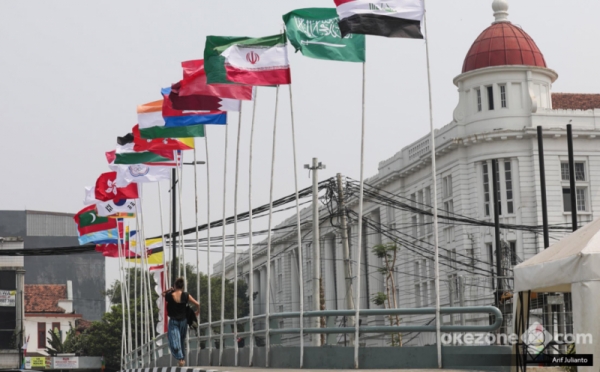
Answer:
[462,22,547,73]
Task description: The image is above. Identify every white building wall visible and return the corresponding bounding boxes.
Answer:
[214,62,600,346]
[24,316,80,356]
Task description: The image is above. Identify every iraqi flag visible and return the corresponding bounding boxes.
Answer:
[334,0,424,39]
[205,34,291,86]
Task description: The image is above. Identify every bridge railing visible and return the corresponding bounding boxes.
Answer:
[124,306,503,369]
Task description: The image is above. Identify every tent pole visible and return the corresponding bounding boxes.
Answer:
[567,124,578,231]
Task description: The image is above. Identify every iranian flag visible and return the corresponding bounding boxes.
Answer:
[334,0,424,39]
[204,34,291,86]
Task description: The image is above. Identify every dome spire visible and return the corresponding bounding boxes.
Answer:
[492,0,509,23]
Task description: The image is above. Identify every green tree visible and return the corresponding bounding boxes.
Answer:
[46,323,82,356]
[371,242,402,346]
[80,305,124,371]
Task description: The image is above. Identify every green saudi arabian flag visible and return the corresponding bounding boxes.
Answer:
[283,8,365,63]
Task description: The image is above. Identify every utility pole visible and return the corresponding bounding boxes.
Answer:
[491,159,503,308]
[336,174,355,337]
[305,158,325,346]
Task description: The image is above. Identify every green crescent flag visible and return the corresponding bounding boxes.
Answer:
[283,8,365,63]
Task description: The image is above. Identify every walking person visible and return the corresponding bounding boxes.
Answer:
[162,277,200,367]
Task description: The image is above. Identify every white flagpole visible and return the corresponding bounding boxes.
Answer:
[247,88,258,367]
[204,130,213,365]
[176,156,189,363]
[422,1,442,368]
[219,122,230,366]
[233,106,244,366]
[265,85,280,367]
[117,220,126,369]
[288,84,305,367]
[157,182,168,333]
[353,61,366,370]
[138,186,157,365]
[124,223,133,356]
[133,223,139,361]
[193,141,202,365]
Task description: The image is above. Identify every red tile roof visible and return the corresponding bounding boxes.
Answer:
[552,93,600,111]
[25,284,67,313]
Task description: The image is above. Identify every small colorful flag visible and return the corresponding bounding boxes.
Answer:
[169,82,243,112]
[106,150,180,168]
[94,172,139,201]
[137,100,207,139]
[204,34,291,86]
[114,142,176,165]
[79,228,120,245]
[131,125,195,152]
[177,59,253,99]
[334,0,424,39]
[114,164,172,187]
[127,238,164,265]
[74,205,117,236]
[84,186,137,216]
[161,87,227,127]
[283,8,366,63]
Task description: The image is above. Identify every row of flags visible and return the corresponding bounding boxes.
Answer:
[72,2,425,264]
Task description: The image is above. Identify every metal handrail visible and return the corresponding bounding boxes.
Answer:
[126,306,503,368]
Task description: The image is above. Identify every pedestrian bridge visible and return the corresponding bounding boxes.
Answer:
[123,306,512,371]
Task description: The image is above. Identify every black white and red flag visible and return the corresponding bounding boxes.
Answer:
[334,0,424,39]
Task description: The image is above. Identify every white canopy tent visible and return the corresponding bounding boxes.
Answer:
[513,218,600,372]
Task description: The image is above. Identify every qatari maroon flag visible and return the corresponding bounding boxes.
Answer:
[169,82,242,112]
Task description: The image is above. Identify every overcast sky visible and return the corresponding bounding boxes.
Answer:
[1,0,599,295]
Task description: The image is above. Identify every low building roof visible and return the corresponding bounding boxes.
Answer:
[25,284,67,313]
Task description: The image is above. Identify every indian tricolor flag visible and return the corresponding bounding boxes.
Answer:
[204,34,291,86]
[334,0,424,39]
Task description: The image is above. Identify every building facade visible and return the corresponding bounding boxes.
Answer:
[215,0,600,346]
[0,210,105,321]
[24,282,83,356]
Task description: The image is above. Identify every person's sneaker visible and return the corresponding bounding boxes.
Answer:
[178,360,185,367]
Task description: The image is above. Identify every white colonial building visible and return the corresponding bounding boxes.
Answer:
[215,0,600,346]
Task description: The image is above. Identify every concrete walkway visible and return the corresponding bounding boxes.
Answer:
[193,368,478,372]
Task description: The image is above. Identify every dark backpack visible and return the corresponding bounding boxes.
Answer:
[183,292,198,332]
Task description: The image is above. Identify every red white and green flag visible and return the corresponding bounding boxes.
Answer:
[204,34,291,86]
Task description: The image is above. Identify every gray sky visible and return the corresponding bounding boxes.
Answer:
[1,0,599,294]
